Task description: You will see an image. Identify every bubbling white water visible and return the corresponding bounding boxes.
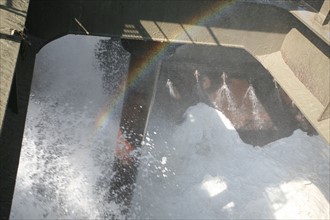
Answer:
[130,103,329,219]
[10,35,130,219]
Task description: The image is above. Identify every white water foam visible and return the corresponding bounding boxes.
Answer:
[131,103,329,219]
[10,35,130,219]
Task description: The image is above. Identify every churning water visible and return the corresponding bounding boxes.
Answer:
[10,35,130,219]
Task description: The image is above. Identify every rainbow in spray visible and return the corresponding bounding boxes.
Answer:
[94,0,235,130]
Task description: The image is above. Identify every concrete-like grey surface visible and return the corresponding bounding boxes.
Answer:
[245,0,330,45]
[0,0,29,132]
[258,51,330,144]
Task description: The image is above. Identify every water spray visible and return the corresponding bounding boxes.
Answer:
[273,78,278,89]
[166,79,181,100]
[221,72,227,85]
[194,69,200,83]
